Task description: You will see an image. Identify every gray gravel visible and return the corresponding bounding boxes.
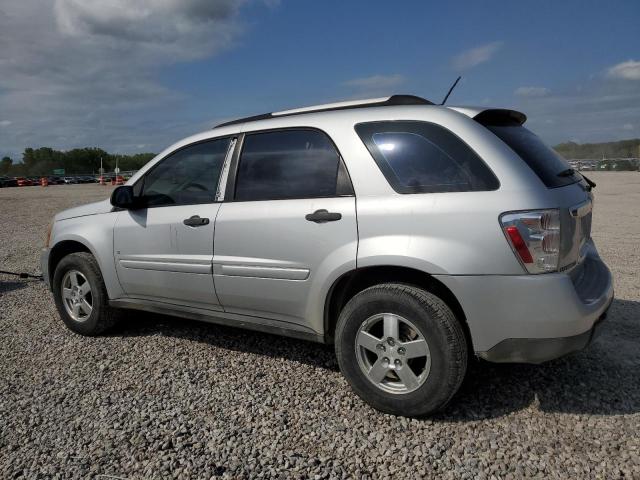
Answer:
[1,174,639,479]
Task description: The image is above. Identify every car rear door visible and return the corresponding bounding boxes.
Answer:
[113,137,233,309]
[213,128,358,330]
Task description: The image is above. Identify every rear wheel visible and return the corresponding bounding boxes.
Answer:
[53,252,122,336]
[335,283,467,417]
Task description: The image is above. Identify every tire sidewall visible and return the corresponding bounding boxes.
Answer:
[336,285,465,416]
[52,253,106,335]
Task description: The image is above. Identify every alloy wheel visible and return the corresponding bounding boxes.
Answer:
[61,270,93,322]
[355,313,431,394]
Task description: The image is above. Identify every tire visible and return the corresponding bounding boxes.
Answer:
[335,283,467,417]
[52,252,122,336]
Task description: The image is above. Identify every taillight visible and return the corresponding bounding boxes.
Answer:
[500,209,560,274]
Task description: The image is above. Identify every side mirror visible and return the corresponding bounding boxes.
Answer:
[110,185,137,209]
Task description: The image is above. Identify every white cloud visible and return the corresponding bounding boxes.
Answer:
[515,86,550,97]
[0,120,12,127]
[622,123,634,131]
[53,0,242,61]
[511,79,640,144]
[0,0,255,158]
[607,60,640,80]
[343,74,405,91]
[452,42,502,71]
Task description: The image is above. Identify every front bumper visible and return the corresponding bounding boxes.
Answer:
[436,247,614,364]
[40,248,51,289]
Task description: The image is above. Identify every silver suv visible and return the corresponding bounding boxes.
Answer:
[41,95,613,416]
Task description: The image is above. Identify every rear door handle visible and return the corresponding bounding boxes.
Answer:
[305,209,342,223]
[183,215,210,227]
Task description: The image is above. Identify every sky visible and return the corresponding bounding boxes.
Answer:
[0,0,639,160]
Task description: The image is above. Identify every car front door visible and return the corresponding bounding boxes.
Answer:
[213,128,358,331]
[114,137,233,309]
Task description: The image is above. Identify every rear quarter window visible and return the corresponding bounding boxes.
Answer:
[355,121,499,194]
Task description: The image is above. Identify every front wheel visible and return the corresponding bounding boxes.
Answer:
[52,252,122,336]
[335,283,467,417]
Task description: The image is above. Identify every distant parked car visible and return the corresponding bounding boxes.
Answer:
[0,177,18,188]
[62,177,78,184]
[15,177,32,186]
[0,176,18,187]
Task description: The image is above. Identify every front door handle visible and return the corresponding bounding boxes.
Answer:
[183,215,210,227]
[305,209,342,223]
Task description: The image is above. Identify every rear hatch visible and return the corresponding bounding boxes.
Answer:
[475,109,593,272]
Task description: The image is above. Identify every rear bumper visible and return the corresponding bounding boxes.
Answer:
[436,245,614,364]
[477,299,611,363]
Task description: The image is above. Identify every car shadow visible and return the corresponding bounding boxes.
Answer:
[0,280,30,294]
[115,310,339,370]
[114,298,640,420]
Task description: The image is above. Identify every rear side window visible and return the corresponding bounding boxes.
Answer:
[234,129,351,201]
[355,121,499,193]
[483,123,579,188]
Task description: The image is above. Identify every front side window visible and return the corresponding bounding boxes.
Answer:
[139,137,231,207]
[234,129,347,201]
[356,121,499,193]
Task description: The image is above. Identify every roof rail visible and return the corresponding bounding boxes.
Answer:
[215,94,434,128]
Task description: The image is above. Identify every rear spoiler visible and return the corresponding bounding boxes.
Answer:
[473,109,527,126]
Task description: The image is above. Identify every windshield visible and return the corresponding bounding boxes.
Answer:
[485,123,580,188]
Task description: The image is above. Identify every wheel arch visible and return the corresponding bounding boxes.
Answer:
[48,239,93,286]
[323,265,473,351]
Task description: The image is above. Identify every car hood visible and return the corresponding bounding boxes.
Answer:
[55,198,113,221]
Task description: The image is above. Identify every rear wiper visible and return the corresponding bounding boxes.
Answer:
[557,167,596,190]
[580,173,596,190]
[557,168,576,177]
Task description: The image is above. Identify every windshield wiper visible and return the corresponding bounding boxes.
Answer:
[557,168,576,177]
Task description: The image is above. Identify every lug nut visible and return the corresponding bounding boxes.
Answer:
[394,359,402,367]
[398,347,406,355]
[376,343,386,352]
[382,357,390,367]
[387,337,395,346]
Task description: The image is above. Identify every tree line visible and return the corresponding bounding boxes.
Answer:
[1,138,639,177]
[0,147,156,176]
[555,138,640,160]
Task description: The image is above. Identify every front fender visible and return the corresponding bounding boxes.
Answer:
[50,212,123,299]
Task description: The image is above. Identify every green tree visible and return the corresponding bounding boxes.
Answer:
[0,156,12,174]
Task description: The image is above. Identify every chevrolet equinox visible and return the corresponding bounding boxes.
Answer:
[41,95,613,416]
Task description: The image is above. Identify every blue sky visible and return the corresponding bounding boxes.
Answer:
[0,0,639,159]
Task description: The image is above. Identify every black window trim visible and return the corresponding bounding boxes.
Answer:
[224,126,355,203]
[132,135,234,209]
[355,120,501,194]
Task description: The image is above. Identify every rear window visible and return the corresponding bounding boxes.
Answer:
[355,121,499,194]
[484,123,580,188]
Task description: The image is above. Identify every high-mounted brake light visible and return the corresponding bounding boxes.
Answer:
[500,209,560,274]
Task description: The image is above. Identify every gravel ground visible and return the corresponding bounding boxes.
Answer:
[1,173,639,479]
